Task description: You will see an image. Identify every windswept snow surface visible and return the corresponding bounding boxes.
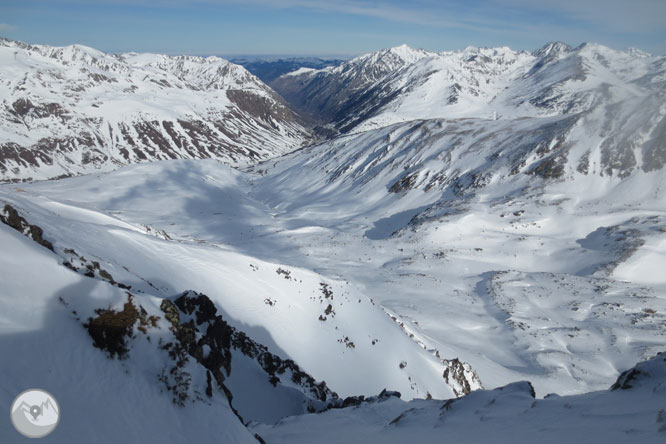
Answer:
[252,353,666,444]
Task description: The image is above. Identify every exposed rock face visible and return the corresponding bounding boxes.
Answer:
[0,203,53,251]
[442,358,483,397]
[161,291,339,406]
[611,352,666,391]
[161,294,233,396]
[0,38,311,182]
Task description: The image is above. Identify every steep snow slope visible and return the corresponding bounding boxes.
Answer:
[0,222,258,444]
[244,115,666,396]
[0,38,310,182]
[0,160,482,407]
[253,353,666,444]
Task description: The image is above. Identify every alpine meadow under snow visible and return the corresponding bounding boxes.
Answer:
[1,37,665,443]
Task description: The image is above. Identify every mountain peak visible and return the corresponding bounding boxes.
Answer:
[534,41,572,59]
[386,44,430,63]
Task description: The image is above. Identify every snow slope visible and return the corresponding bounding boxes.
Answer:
[0,221,258,444]
[244,114,666,396]
[0,38,310,182]
[4,112,664,402]
[0,160,481,409]
[253,353,666,444]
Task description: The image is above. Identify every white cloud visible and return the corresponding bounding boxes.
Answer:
[0,23,16,32]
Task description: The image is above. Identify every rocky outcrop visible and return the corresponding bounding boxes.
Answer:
[0,203,53,251]
[160,291,339,407]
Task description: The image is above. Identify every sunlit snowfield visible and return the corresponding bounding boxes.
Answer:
[1,38,666,443]
[3,133,664,398]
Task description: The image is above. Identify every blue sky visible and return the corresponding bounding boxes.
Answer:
[1,0,665,56]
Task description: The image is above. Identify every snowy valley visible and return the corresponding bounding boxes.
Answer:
[1,39,665,443]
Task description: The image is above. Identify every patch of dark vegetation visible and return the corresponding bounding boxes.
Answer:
[137,306,160,334]
[0,203,54,251]
[85,294,140,359]
[85,294,158,360]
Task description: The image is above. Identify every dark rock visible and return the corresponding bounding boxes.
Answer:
[611,368,642,390]
[85,295,139,359]
[0,204,54,251]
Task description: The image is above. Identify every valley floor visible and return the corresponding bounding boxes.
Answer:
[3,156,665,399]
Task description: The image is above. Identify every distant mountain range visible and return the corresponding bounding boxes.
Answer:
[2,39,663,183]
[231,57,343,83]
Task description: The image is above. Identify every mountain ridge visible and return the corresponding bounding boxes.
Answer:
[271,41,665,135]
[0,38,312,182]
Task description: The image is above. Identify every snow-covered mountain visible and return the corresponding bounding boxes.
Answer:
[1,39,665,443]
[0,38,311,182]
[246,108,666,395]
[271,44,432,128]
[272,42,666,138]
